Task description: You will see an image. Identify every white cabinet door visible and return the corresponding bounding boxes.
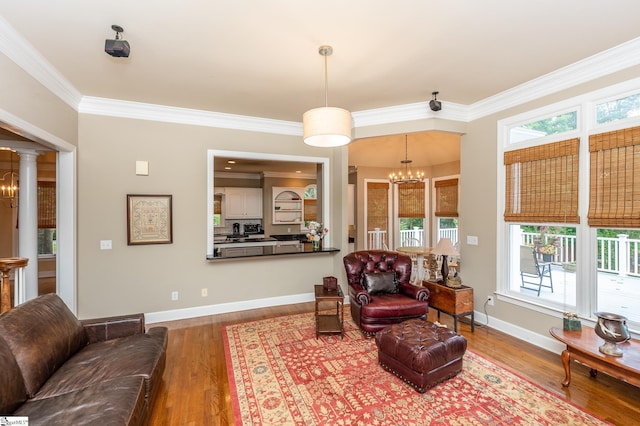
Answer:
[224,188,263,219]
[244,188,263,218]
[224,188,246,218]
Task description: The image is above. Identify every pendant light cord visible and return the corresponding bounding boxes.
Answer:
[323,52,329,108]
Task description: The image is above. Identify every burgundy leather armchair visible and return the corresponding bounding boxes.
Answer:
[343,250,429,335]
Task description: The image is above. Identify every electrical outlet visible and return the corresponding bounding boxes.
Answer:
[171,291,179,301]
[201,288,208,297]
[487,295,494,306]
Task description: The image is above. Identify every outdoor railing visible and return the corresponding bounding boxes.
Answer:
[392,228,459,248]
[521,232,640,277]
[367,229,388,249]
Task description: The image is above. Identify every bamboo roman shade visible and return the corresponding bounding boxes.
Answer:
[398,182,425,218]
[367,182,389,231]
[38,181,56,229]
[588,126,640,227]
[434,178,458,217]
[504,138,579,223]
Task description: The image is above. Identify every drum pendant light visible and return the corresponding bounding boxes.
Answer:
[303,46,352,147]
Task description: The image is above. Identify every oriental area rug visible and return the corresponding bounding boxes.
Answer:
[223,313,609,425]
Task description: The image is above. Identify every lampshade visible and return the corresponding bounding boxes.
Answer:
[432,238,458,256]
[303,107,352,147]
[303,45,352,147]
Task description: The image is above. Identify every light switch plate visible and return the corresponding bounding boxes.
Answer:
[100,240,112,250]
[467,235,478,245]
[135,160,149,176]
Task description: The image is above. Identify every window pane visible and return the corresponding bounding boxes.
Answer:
[399,218,424,247]
[509,111,577,143]
[595,228,640,328]
[38,228,56,255]
[509,224,577,308]
[437,218,459,245]
[596,93,640,124]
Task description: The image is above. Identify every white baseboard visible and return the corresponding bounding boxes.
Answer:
[145,292,320,324]
[473,311,566,355]
[145,296,564,356]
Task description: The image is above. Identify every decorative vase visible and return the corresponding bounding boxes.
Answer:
[594,312,630,356]
[312,240,320,251]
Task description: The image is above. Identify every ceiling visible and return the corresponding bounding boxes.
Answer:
[1,1,639,171]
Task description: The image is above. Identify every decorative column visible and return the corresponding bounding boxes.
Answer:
[17,149,39,301]
[0,257,28,313]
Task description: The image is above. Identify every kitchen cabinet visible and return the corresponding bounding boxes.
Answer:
[225,188,263,219]
[273,187,304,225]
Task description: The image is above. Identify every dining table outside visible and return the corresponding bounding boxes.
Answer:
[396,246,433,284]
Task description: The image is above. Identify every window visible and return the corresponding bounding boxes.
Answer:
[596,93,640,125]
[499,88,640,331]
[397,182,426,246]
[503,140,580,308]
[594,229,639,323]
[434,177,459,244]
[213,194,222,226]
[37,181,56,255]
[366,182,389,233]
[303,184,317,223]
[509,111,577,144]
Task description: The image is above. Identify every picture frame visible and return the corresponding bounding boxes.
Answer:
[127,194,173,245]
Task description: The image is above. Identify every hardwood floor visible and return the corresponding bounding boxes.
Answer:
[146,303,640,425]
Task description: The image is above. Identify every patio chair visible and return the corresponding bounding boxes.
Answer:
[520,245,553,296]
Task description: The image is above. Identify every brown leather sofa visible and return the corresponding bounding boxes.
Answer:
[0,293,167,425]
[343,250,429,335]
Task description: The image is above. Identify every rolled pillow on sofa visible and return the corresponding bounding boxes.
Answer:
[362,271,399,295]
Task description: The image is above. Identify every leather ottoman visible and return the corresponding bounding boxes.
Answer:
[375,319,467,392]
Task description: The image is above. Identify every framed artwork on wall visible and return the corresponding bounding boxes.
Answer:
[127,194,173,245]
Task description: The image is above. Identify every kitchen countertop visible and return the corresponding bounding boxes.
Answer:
[214,237,277,245]
[207,245,339,260]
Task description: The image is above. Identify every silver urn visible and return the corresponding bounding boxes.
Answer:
[594,312,631,356]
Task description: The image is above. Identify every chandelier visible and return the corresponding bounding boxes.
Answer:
[303,45,352,147]
[0,150,18,208]
[389,135,424,184]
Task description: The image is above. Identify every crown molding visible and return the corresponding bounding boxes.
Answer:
[0,16,82,110]
[2,12,640,133]
[467,36,640,121]
[79,96,302,136]
[352,101,469,128]
[0,107,75,152]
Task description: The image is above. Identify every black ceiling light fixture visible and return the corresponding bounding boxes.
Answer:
[429,91,442,112]
[105,25,130,58]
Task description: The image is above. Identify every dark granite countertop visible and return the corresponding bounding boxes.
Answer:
[207,245,339,260]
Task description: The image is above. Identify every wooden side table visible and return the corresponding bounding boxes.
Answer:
[314,285,344,338]
[550,326,640,387]
[423,280,474,333]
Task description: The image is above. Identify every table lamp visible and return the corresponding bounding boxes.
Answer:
[432,238,459,285]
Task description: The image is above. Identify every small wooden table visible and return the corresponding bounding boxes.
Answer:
[396,246,432,284]
[423,280,474,333]
[314,285,344,338]
[550,326,640,388]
